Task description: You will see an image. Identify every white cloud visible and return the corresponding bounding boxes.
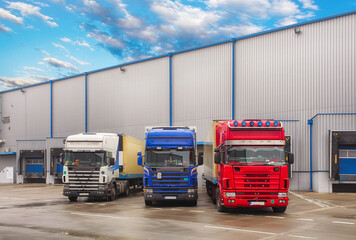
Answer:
[207,0,271,17]
[60,37,72,43]
[0,76,40,87]
[32,1,49,8]
[24,66,44,72]
[39,49,50,56]
[127,25,159,43]
[0,7,23,24]
[87,29,124,48]
[70,56,91,65]
[52,42,69,52]
[0,23,12,32]
[276,16,298,27]
[29,74,50,81]
[75,40,94,51]
[271,0,299,16]
[6,1,58,27]
[43,57,78,71]
[152,0,221,37]
[219,23,264,36]
[298,0,318,10]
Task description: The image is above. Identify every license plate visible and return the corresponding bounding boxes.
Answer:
[78,193,88,196]
[250,201,265,206]
[164,196,176,200]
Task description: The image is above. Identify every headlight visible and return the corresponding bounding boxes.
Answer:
[225,192,236,198]
[98,185,105,191]
[188,189,195,193]
[145,188,153,194]
[278,192,287,198]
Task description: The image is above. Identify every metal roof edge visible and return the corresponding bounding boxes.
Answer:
[0,152,16,156]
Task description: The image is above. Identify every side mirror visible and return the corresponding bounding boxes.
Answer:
[137,156,143,166]
[214,147,220,153]
[286,152,294,164]
[198,152,203,166]
[109,157,115,166]
[214,152,221,164]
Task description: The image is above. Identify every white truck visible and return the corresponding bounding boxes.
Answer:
[62,133,144,201]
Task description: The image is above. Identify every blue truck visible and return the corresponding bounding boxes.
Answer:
[137,127,203,206]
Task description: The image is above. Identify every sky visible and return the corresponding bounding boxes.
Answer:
[0,0,355,91]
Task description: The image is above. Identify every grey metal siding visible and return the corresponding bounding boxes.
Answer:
[235,14,356,172]
[0,90,25,152]
[87,57,170,140]
[172,43,232,141]
[53,76,85,137]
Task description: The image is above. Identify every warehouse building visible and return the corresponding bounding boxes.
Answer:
[0,11,355,192]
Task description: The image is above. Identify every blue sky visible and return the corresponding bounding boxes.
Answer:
[0,0,355,91]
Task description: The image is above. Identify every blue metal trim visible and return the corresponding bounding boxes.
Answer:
[197,141,213,146]
[232,39,236,120]
[16,139,46,141]
[308,119,313,191]
[84,73,88,133]
[1,10,356,95]
[311,112,356,120]
[50,81,53,138]
[0,152,16,156]
[169,53,172,126]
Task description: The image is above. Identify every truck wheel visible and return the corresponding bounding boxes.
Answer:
[212,185,216,204]
[109,185,116,201]
[190,200,197,206]
[68,196,77,202]
[216,188,226,212]
[272,206,287,213]
[145,200,152,206]
[124,183,130,196]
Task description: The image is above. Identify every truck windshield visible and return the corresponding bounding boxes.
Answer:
[64,152,106,167]
[146,150,194,167]
[225,146,285,166]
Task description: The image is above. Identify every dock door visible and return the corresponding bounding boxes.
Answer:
[19,150,45,183]
[50,148,64,183]
[330,131,356,192]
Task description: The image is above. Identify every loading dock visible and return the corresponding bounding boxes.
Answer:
[18,150,45,183]
[49,148,64,183]
[330,131,356,192]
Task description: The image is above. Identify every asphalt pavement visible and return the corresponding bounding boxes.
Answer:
[0,184,356,240]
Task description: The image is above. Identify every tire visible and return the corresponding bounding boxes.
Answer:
[109,185,116,201]
[216,188,226,212]
[212,185,216,205]
[145,200,152,206]
[68,196,77,202]
[272,206,287,213]
[124,183,130,196]
[190,200,197,206]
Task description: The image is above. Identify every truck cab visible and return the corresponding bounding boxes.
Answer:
[137,127,203,206]
[206,120,294,213]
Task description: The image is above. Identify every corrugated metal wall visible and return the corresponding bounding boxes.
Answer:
[53,76,85,137]
[235,14,356,173]
[173,43,232,141]
[87,57,170,140]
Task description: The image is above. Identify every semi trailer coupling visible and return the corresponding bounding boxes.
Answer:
[62,133,144,201]
[204,120,294,213]
[137,127,203,206]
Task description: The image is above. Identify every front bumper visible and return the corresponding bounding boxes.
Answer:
[220,191,289,208]
[63,184,109,198]
[144,191,198,201]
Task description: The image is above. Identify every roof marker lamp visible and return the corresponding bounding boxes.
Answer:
[274,121,279,127]
[241,121,247,127]
[258,121,263,127]
[266,121,271,126]
[233,120,238,127]
[249,121,254,127]
[156,146,162,150]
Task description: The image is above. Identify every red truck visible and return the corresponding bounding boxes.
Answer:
[204,120,294,213]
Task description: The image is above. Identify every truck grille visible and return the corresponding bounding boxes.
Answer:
[152,171,189,193]
[68,170,100,191]
[234,171,280,189]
